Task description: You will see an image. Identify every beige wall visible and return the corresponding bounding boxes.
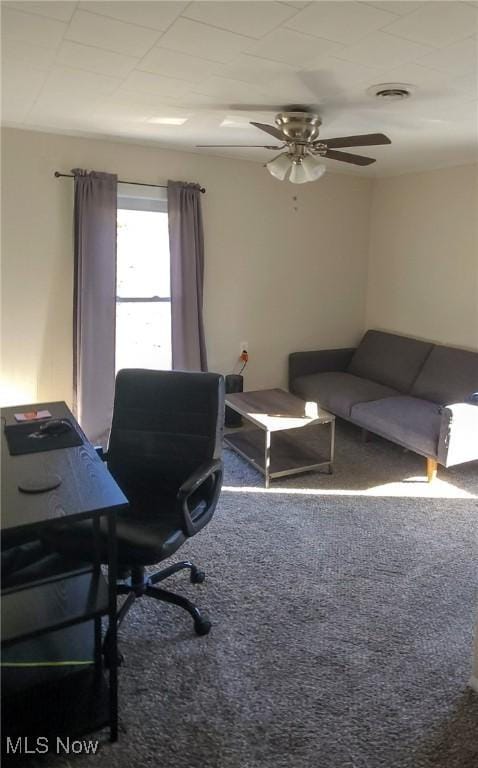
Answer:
[3,127,476,413]
[366,164,478,351]
[0,127,372,407]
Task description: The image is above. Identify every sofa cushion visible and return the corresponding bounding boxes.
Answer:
[347,330,433,393]
[292,372,399,419]
[351,396,443,458]
[410,345,478,405]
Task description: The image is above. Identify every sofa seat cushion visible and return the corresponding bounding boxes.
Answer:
[292,372,399,419]
[351,396,443,458]
[347,330,433,392]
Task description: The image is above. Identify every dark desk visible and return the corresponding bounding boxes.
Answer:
[2,400,127,535]
[1,401,128,744]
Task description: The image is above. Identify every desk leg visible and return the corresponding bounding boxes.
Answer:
[106,511,118,742]
[329,420,335,475]
[92,517,102,679]
[264,430,271,489]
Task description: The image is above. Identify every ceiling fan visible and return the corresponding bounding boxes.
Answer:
[197,107,391,184]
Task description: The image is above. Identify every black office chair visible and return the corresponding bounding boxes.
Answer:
[47,369,224,646]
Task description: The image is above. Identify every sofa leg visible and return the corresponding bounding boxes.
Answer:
[427,457,437,483]
[361,429,370,444]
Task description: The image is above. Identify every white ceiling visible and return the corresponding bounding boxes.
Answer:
[2,0,477,176]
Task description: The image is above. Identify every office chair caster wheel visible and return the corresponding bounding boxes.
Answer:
[194,618,211,636]
[190,569,205,584]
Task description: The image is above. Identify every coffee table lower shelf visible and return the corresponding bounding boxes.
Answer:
[225,428,333,486]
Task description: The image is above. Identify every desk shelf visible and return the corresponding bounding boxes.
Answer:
[2,572,109,647]
[2,667,110,745]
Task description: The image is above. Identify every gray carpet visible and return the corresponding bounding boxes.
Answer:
[28,423,478,767]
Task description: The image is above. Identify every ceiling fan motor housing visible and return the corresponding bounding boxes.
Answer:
[275,111,322,143]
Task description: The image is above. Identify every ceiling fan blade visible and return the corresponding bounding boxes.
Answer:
[250,121,284,141]
[320,133,391,149]
[325,149,376,166]
[196,144,283,148]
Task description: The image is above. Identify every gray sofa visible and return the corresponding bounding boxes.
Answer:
[289,330,478,481]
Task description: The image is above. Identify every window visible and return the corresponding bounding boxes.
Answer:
[116,184,171,372]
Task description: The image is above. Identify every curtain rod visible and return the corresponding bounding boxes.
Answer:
[54,171,206,193]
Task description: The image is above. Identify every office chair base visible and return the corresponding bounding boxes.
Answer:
[145,584,211,635]
[104,561,211,648]
[148,560,205,586]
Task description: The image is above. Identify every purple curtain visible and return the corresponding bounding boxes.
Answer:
[72,168,117,445]
[168,180,208,371]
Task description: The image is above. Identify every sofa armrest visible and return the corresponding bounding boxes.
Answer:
[288,348,355,391]
[437,402,478,467]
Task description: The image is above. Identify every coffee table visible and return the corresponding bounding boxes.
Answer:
[224,388,335,488]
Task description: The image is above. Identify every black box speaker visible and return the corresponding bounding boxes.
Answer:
[225,374,243,428]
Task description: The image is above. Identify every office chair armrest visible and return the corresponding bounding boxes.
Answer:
[177,459,223,537]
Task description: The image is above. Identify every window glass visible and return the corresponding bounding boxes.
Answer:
[117,208,170,298]
[116,200,171,373]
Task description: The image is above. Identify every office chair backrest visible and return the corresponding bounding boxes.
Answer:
[107,369,224,503]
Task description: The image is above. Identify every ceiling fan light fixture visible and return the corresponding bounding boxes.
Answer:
[266,153,292,181]
[289,160,309,185]
[267,151,327,184]
[301,154,327,181]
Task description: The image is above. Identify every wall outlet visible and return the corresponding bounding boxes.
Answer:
[240,341,249,355]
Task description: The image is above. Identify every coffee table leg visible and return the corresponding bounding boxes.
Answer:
[264,430,271,488]
[329,420,335,474]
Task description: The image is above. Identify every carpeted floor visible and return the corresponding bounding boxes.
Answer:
[23,422,478,767]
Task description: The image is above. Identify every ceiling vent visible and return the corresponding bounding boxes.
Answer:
[367,83,415,101]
